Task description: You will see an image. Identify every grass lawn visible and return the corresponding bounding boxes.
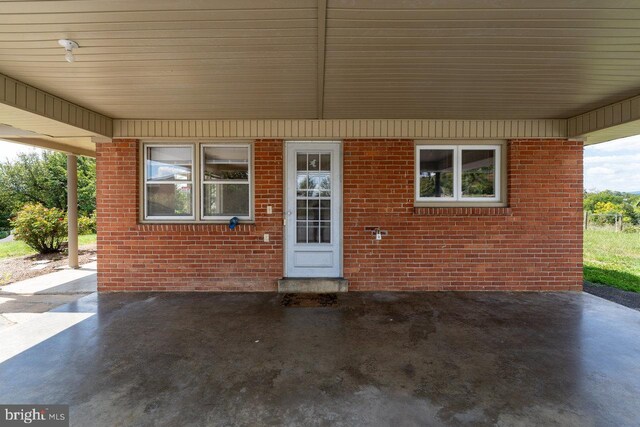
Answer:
[0,234,96,260]
[584,229,640,293]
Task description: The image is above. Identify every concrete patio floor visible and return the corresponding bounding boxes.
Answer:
[0,291,639,426]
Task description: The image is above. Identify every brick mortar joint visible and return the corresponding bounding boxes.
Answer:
[133,224,258,232]
[413,207,513,216]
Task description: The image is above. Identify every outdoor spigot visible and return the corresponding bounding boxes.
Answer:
[375,228,382,240]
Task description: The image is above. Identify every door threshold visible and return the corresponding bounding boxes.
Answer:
[278,278,348,293]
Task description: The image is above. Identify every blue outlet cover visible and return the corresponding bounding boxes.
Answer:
[229,216,239,230]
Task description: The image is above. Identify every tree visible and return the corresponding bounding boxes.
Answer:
[0,151,96,229]
[584,191,640,226]
[583,190,626,212]
[0,189,19,230]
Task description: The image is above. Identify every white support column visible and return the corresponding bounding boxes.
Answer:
[67,154,79,269]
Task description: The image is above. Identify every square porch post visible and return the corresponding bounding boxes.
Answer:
[67,154,79,269]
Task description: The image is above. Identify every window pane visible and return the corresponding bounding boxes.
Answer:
[146,183,192,217]
[308,221,320,242]
[419,149,454,198]
[297,153,307,171]
[296,222,307,243]
[296,200,307,220]
[147,147,192,181]
[308,154,320,171]
[203,146,249,181]
[204,146,248,162]
[461,149,496,198]
[320,225,331,243]
[203,183,250,217]
[320,154,331,171]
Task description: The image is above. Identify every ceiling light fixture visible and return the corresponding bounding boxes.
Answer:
[58,39,79,63]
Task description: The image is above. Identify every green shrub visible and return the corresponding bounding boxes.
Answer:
[622,225,640,234]
[11,203,67,254]
[78,212,96,235]
[0,229,9,240]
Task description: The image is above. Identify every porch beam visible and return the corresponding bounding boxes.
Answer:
[568,93,640,144]
[0,73,112,138]
[112,119,567,140]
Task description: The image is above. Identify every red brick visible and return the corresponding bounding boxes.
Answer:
[97,138,582,292]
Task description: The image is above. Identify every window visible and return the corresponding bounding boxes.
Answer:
[142,142,252,222]
[144,145,195,219]
[415,144,501,203]
[201,145,251,220]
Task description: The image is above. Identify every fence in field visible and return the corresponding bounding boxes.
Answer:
[583,211,624,231]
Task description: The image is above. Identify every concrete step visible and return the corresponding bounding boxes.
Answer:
[278,278,348,293]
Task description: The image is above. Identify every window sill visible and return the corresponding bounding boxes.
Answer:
[138,219,256,225]
[413,206,512,216]
[135,221,256,232]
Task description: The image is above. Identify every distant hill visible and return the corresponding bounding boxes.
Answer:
[630,191,640,195]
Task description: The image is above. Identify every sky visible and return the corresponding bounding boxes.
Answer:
[0,140,42,163]
[1,136,639,192]
[584,135,640,193]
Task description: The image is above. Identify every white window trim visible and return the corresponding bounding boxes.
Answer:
[141,141,254,223]
[143,143,196,221]
[200,143,253,221]
[415,144,502,203]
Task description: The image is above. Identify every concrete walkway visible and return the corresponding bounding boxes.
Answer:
[1,261,96,295]
[0,262,97,316]
[0,291,639,426]
[0,261,96,333]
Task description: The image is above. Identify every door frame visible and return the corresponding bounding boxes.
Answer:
[283,140,343,278]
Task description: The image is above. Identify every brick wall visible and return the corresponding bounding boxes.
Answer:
[96,139,283,291]
[97,138,582,292]
[343,138,583,291]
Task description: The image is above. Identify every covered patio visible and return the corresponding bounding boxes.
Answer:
[2,1,640,424]
[0,1,638,292]
[0,291,639,425]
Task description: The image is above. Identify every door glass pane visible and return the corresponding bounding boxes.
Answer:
[321,154,331,171]
[295,151,331,244]
[296,200,307,220]
[297,153,307,171]
[308,174,321,197]
[418,149,454,198]
[146,183,192,217]
[320,207,331,221]
[308,222,320,242]
[308,154,319,171]
[297,173,309,197]
[320,225,331,243]
[461,149,496,198]
[146,147,192,181]
[307,199,319,220]
[296,222,307,243]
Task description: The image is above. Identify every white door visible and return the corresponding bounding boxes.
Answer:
[285,141,342,278]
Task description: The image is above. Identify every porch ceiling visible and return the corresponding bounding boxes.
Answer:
[1,0,640,121]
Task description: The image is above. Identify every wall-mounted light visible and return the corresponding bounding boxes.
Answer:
[58,39,79,63]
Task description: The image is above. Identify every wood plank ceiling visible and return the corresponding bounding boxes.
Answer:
[1,0,640,120]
